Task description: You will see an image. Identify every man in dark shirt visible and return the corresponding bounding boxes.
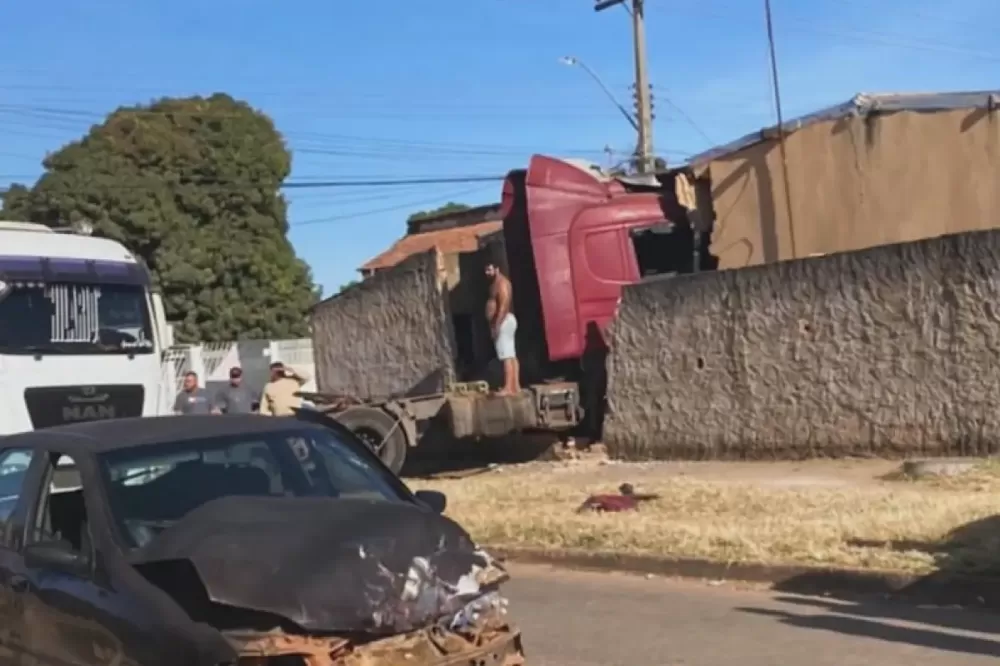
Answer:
[173,371,211,415]
[213,366,255,414]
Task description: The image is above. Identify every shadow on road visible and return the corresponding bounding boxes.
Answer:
[738,595,1000,658]
[740,514,1000,658]
[844,515,1000,577]
[765,515,1000,610]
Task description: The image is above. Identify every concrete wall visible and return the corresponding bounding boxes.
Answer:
[701,107,1000,269]
[310,250,456,401]
[604,228,1000,460]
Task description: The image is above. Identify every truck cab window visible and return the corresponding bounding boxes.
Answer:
[629,222,690,278]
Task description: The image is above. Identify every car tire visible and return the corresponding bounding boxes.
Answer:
[335,406,408,474]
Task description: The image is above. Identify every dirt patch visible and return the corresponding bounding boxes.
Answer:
[408,458,1000,575]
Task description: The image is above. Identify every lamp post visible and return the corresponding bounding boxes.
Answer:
[559,56,640,134]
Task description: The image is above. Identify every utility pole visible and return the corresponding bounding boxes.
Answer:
[595,0,655,174]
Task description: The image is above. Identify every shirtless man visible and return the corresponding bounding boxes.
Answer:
[485,262,520,395]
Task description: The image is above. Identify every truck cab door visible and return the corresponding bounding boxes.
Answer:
[569,215,634,346]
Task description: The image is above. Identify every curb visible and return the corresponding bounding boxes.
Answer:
[489,547,1000,610]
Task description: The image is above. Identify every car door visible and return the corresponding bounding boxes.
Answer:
[0,446,39,665]
[19,450,154,666]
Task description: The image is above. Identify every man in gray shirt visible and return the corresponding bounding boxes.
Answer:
[213,366,255,414]
[173,371,212,415]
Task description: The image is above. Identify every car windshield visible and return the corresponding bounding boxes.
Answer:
[98,426,409,549]
[0,280,155,355]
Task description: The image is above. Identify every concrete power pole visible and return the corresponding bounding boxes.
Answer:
[596,0,655,174]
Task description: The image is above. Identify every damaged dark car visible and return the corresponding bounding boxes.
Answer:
[0,414,524,666]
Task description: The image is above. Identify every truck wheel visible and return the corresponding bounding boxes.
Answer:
[335,407,408,474]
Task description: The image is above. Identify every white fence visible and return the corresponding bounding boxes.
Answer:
[162,339,317,398]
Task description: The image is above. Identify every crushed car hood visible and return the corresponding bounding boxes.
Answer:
[128,496,508,635]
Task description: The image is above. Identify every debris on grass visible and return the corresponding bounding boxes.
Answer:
[576,483,661,513]
[408,460,1000,575]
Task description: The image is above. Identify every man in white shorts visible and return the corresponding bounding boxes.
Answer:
[485,262,521,395]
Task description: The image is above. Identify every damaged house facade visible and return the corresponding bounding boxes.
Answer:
[686,90,1000,267]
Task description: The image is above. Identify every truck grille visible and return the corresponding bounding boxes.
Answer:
[24,384,145,429]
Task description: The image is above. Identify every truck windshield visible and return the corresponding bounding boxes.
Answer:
[0,280,155,355]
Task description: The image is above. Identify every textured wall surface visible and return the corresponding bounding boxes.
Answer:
[702,108,1000,268]
[310,251,456,401]
[605,229,1000,460]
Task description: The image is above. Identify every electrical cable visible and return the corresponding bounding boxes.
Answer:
[0,174,506,196]
[0,105,620,161]
[762,0,797,257]
[292,184,497,227]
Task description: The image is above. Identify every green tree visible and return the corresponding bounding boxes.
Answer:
[1,93,318,342]
[338,279,361,293]
[406,201,471,223]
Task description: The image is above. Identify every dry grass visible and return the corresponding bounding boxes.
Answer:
[408,460,1000,575]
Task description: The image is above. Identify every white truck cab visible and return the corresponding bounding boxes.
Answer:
[0,221,172,435]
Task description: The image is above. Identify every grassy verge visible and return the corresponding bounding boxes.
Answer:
[408,461,1000,575]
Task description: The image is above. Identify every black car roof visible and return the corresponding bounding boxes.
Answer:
[0,415,322,455]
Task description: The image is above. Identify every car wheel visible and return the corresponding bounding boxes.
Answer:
[335,406,408,474]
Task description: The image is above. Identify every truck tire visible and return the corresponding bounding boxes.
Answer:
[335,406,408,474]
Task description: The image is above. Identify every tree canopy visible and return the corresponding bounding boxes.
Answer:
[406,201,471,222]
[337,279,361,294]
[1,93,318,342]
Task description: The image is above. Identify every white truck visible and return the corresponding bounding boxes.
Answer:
[0,221,173,436]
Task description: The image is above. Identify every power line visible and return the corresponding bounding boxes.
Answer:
[819,0,988,31]
[0,98,629,121]
[0,105,634,160]
[283,175,503,189]
[0,78,630,99]
[0,174,506,195]
[658,1,1000,63]
[762,0,796,259]
[292,185,497,227]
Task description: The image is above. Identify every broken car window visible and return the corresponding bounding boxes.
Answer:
[0,448,33,527]
[31,453,92,556]
[98,426,409,549]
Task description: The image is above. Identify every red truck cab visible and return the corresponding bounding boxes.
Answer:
[500,155,694,368]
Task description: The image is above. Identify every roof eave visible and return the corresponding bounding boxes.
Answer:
[685,89,1000,167]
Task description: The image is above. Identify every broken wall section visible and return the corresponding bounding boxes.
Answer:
[310,250,456,401]
[604,228,1000,460]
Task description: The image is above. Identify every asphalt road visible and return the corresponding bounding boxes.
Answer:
[504,564,1000,665]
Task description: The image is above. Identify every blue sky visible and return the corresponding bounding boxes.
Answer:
[3,0,999,297]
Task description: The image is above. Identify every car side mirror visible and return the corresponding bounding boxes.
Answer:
[414,490,447,514]
[24,541,91,576]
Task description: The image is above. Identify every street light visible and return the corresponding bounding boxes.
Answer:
[559,56,640,133]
